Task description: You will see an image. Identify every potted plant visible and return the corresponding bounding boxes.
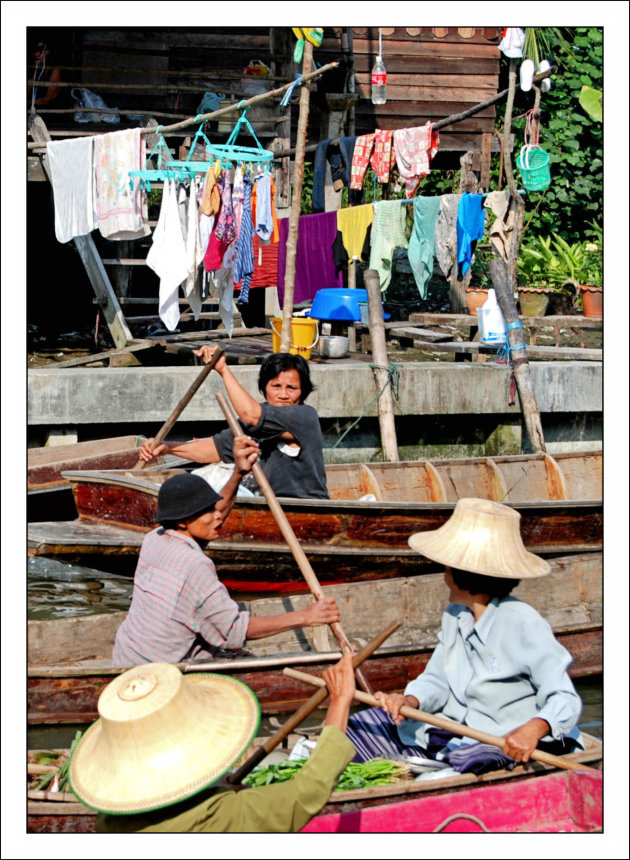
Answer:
[516,236,569,316]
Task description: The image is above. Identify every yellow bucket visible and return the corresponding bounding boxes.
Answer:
[270,317,319,359]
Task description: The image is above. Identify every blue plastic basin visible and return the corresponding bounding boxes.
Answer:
[306,289,389,321]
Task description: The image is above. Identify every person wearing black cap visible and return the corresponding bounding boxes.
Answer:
[113,434,339,666]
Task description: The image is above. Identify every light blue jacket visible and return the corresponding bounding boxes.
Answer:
[398,596,583,749]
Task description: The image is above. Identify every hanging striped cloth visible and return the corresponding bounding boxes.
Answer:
[233,172,255,306]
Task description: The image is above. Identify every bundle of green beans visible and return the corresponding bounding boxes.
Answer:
[243,757,409,791]
[29,731,83,793]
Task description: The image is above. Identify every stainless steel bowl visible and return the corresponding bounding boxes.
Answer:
[318,335,349,358]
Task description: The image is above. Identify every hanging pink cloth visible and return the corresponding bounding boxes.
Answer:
[349,130,393,191]
[393,123,440,197]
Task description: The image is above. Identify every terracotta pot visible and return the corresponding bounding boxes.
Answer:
[578,285,603,318]
[464,288,489,317]
[517,287,552,317]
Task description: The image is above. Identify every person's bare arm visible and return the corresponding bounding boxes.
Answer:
[322,653,356,733]
[502,717,551,763]
[194,345,263,426]
[34,67,61,105]
[246,597,340,640]
[137,436,220,465]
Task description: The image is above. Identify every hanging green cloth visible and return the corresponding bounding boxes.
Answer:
[407,196,441,299]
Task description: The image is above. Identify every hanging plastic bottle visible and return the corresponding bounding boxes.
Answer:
[371,29,387,105]
[477,289,507,345]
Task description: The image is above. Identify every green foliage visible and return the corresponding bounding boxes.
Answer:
[243,756,408,790]
[508,27,603,244]
[579,85,602,122]
[518,222,602,289]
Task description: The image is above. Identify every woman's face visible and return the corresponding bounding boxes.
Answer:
[180,507,224,544]
[264,369,302,406]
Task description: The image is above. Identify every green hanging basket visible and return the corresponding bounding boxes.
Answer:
[516,145,551,192]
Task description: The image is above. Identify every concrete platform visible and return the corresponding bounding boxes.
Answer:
[28,360,602,458]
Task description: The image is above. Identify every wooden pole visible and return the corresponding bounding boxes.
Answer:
[280,40,314,352]
[135,348,224,468]
[284,667,595,773]
[363,269,400,462]
[489,59,546,454]
[215,392,373,695]
[227,620,399,784]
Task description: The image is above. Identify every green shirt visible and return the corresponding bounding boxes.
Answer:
[95,726,355,833]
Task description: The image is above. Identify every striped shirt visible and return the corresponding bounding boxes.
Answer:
[113,528,250,665]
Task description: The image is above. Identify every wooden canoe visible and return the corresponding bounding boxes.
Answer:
[27,735,602,833]
[27,450,602,589]
[28,554,602,725]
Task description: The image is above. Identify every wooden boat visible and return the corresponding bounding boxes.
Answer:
[27,435,190,522]
[28,554,602,725]
[27,450,602,590]
[27,734,602,833]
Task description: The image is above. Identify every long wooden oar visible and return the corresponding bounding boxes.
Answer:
[216,391,373,695]
[283,667,595,773]
[227,620,400,785]
[135,348,224,469]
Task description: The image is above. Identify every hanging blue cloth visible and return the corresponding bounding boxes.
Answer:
[456,192,486,278]
[233,172,255,306]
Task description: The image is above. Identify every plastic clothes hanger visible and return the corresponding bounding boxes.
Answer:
[206,105,273,168]
[167,120,216,174]
[128,127,194,190]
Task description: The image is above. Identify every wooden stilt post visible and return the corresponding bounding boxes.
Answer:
[364,269,400,462]
[489,60,546,454]
[280,41,314,352]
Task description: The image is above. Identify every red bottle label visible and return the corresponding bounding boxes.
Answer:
[371,73,386,86]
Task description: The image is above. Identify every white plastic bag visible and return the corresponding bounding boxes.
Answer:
[72,88,120,124]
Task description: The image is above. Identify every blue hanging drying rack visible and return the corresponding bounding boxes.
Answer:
[205,105,274,168]
[128,127,197,190]
[166,119,216,174]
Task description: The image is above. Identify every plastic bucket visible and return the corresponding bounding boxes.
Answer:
[516,146,551,192]
[270,317,319,359]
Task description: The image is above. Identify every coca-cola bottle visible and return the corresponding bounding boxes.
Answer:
[371,55,387,105]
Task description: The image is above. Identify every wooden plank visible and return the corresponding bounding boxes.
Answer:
[348,39,500,59]
[405,341,602,361]
[354,84,497,103]
[354,73,500,89]
[409,313,602,329]
[50,340,160,369]
[393,327,453,343]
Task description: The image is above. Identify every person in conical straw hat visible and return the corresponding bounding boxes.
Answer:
[343,498,584,774]
[71,655,357,832]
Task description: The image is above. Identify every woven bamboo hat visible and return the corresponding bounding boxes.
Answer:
[408,497,551,579]
[69,663,260,814]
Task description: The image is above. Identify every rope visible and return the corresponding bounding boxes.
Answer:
[433,813,490,833]
[331,363,400,449]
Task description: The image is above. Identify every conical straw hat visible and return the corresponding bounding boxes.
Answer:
[69,663,260,814]
[408,498,550,579]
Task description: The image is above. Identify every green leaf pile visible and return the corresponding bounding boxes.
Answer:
[243,756,408,791]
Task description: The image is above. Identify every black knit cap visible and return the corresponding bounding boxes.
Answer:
[155,473,222,523]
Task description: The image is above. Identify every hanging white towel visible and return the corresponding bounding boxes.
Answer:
[93,128,150,240]
[184,181,204,320]
[146,179,189,332]
[46,137,97,243]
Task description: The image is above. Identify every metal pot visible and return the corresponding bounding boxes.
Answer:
[318,335,349,358]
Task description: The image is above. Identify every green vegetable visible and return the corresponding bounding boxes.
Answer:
[29,732,83,793]
[242,756,408,791]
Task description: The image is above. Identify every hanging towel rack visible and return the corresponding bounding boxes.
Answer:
[205,105,274,167]
[166,119,215,174]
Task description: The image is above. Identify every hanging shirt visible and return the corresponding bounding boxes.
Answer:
[214,171,236,245]
[277,211,343,306]
[336,203,374,261]
[457,192,486,277]
[233,172,255,306]
[254,172,273,243]
[93,128,150,240]
[46,136,97,243]
[434,193,462,279]
[407,196,441,299]
[349,130,393,192]
[367,200,409,292]
[183,181,204,320]
[483,189,513,262]
[393,123,439,198]
[146,178,189,332]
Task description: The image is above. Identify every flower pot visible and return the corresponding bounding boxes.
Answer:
[465,288,489,317]
[517,287,552,317]
[578,285,602,318]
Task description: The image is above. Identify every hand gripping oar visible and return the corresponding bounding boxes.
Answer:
[283,667,595,773]
[216,391,373,695]
[227,620,400,785]
[135,348,224,469]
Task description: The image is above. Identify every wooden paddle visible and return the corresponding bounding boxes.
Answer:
[135,348,224,469]
[283,667,596,773]
[227,620,400,785]
[215,391,373,695]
